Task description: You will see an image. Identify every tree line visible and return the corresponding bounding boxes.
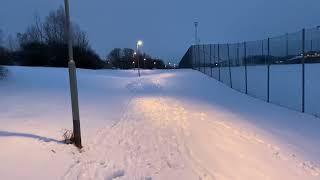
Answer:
[0,6,167,70]
[107,48,166,69]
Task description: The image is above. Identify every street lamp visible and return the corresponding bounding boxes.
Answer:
[143,58,146,69]
[137,40,143,47]
[136,40,143,77]
[64,0,82,149]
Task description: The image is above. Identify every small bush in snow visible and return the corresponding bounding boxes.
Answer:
[0,66,8,79]
[62,129,73,144]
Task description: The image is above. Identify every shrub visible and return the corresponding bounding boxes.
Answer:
[0,66,8,79]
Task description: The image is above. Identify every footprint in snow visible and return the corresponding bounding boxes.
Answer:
[106,170,125,180]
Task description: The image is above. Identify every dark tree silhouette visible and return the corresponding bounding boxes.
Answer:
[107,48,166,69]
[13,6,103,69]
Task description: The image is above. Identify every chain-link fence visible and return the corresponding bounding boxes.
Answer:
[179,27,320,117]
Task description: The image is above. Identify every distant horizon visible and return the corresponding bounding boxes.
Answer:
[1,0,319,63]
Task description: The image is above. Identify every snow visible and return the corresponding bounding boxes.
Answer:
[270,64,302,111]
[203,64,320,116]
[247,66,268,101]
[0,66,320,179]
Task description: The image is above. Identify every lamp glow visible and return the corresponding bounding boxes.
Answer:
[137,40,143,47]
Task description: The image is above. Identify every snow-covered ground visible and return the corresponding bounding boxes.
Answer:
[204,64,320,116]
[1,66,320,180]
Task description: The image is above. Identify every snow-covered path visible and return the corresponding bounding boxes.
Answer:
[1,67,320,179]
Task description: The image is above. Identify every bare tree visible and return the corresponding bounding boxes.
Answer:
[0,29,8,78]
[123,48,134,59]
[108,48,122,61]
[72,24,89,50]
[43,6,66,44]
[20,6,89,49]
[6,34,18,51]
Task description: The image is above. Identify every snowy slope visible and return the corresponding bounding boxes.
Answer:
[0,66,320,180]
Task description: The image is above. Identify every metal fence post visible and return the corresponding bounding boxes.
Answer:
[196,45,198,70]
[191,46,193,69]
[237,43,239,66]
[267,38,270,103]
[218,44,221,81]
[286,33,289,57]
[213,44,216,79]
[210,44,213,77]
[198,45,200,71]
[228,44,232,88]
[302,29,305,113]
[191,46,194,69]
[195,45,197,70]
[190,45,194,69]
[262,40,264,58]
[244,41,248,94]
[203,44,206,74]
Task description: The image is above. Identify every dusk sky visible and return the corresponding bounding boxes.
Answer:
[1,0,319,63]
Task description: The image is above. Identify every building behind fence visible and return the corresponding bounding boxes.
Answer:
[179,27,320,117]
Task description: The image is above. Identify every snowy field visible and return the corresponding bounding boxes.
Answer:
[1,66,320,180]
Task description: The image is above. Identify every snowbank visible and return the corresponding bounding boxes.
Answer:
[0,66,320,179]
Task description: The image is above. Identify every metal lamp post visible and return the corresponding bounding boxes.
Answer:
[64,0,82,148]
[136,40,143,77]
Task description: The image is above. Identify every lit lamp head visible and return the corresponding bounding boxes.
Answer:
[137,40,143,47]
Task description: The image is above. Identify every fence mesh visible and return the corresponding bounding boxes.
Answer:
[180,27,320,117]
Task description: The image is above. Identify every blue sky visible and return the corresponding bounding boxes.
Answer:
[0,0,319,63]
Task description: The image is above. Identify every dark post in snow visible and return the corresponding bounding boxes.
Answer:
[286,33,289,57]
[302,29,305,113]
[244,41,248,94]
[193,46,195,69]
[210,44,212,77]
[203,44,206,74]
[198,45,201,71]
[267,38,270,103]
[218,44,221,81]
[214,44,216,79]
[227,44,232,88]
[64,0,82,148]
